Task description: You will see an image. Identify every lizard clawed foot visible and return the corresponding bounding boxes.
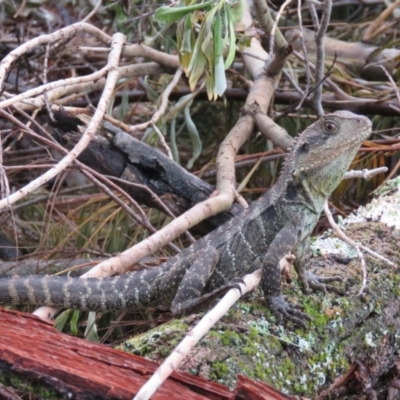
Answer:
[305,270,342,294]
[227,277,246,295]
[171,280,245,316]
[266,295,311,328]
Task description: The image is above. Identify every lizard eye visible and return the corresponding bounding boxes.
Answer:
[323,120,339,134]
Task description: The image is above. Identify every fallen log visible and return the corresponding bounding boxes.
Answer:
[0,308,299,399]
[0,308,231,399]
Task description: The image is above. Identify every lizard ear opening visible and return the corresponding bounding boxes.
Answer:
[299,143,309,153]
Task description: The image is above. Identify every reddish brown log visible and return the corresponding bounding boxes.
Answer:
[0,308,298,399]
[235,375,301,400]
[0,308,232,399]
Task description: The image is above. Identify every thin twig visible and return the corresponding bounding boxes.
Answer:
[308,1,319,29]
[363,0,400,41]
[234,189,249,209]
[82,0,102,22]
[151,122,173,160]
[42,44,55,122]
[295,0,311,109]
[379,65,400,110]
[7,105,187,261]
[343,167,388,180]
[292,50,352,100]
[265,0,293,70]
[107,175,196,244]
[282,69,304,96]
[0,183,94,213]
[323,167,396,293]
[13,0,27,18]
[312,0,332,116]
[0,63,113,111]
[4,111,172,253]
[323,202,368,295]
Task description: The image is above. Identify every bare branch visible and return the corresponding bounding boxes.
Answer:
[13,63,165,112]
[123,43,180,69]
[311,0,332,116]
[343,167,388,180]
[151,123,173,160]
[255,114,294,150]
[323,202,368,295]
[0,65,113,111]
[264,0,293,69]
[295,0,311,109]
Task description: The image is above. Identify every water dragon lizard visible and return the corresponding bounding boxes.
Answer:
[0,111,372,325]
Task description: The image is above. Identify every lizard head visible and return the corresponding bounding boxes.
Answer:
[288,110,372,194]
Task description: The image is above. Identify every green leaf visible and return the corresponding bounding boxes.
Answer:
[55,309,71,332]
[142,76,158,102]
[167,93,197,119]
[214,52,227,97]
[200,5,218,68]
[184,100,202,169]
[224,6,237,69]
[212,9,226,96]
[206,71,214,100]
[84,311,99,342]
[230,0,246,23]
[117,88,130,121]
[170,117,180,164]
[155,0,214,24]
[70,310,80,336]
[177,19,187,72]
[188,35,207,90]
[213,11,222,57]
[182,13,193,54]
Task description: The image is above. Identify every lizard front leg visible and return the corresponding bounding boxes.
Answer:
[294,237,342,294]
[170,246,241,316]
[262,223,311,327]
